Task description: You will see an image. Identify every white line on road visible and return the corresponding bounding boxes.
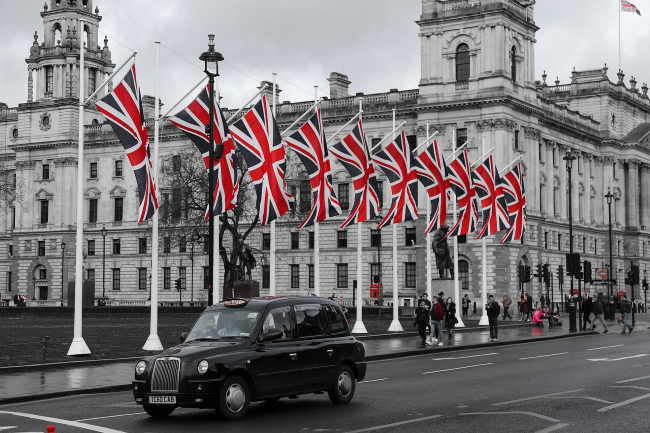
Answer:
[615,375,650,384]
[0,428,17,432]
[493,389,584,406]
[535,423,570,433]
[597,393,650,413]
[460,411,560,423]
[359,378,388,384]
[519,352,568,360]
[432,352,498,361]
[75,412,145,422]
[344,414,442,433]
[0,411,125,433]
[422,363,494,375]
[610,385,650,392]
[546,396,613,404]
[587,354,648,362]
[586,344,624,351]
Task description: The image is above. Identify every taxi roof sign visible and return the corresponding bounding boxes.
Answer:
[223,299,248,307]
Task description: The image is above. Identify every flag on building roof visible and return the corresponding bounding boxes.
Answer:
[445,148,479,237]
[168,84,239,219]
[472,153,510,239]
[330,119,381,229]
[372,130,420,229]
[499,162,527,244]
[622,0,642,15]
[415,139,450,234]
[285,107,341,228]
[229,95,290,225]
[95,64,158,222]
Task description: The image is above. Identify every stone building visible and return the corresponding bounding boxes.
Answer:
[1,0,649,308]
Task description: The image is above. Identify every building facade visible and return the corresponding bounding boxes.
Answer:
[1,0,649,307]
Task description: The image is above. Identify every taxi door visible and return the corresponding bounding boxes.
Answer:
[292,303,332,391]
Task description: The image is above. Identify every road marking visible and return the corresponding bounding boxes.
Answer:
[587,354,648,362]
[519,352,568,360]
[432,352,498,361]
[75,412,145,422]
[493,389,584,406]
[460,411,560,423]
[0,428,17,432]
[0,411,125,433]
[597,393,650,413]
[546,396,613,404]
[359,378,388,384]
[535,424,570,433]
[615,375,650,384]
[610,385,650,392]
[586,344,624,351]
[422,362,494,375]
[344,414,442,433]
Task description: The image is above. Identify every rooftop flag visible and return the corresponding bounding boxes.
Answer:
[622,0,642,15]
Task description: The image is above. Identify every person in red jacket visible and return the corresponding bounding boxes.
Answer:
[430,296,445,346]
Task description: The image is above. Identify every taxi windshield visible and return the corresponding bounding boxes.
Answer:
[186,308,260,341]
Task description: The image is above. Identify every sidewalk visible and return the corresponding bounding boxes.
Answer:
[1,317,622,404]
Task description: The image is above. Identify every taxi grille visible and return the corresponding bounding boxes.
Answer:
[151,358,180,392]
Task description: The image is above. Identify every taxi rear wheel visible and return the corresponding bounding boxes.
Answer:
[143,404,175,418]
[217,375,250,420]
[328,365,356,405]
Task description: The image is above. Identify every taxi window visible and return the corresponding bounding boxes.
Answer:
[324,304,348,334]
[186,309,259,341]
[262,306,294,340]
[295,303,327,338]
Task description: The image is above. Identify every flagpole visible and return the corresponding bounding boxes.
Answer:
[452,129,465,328]
[352,99,367,334]
[619,0,622,71]
[413,130,440,155]
[213,84,221,304]
[388,108,403,332]
[159,75,208,119]
[370,121,407,154]
[67,18,91,356]
[281,100,319,137]
[426,122,432,301]
[226,88,264,125]
[313,85,321,298]
[478,136,489,326]
[84,51,137,103]
[326,111,361,144]
[270,73,277,297]
[143,41,164,351]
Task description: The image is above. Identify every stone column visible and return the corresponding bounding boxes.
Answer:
[625,160,640,230]
[27,66,33,102]
[641,164,650,230]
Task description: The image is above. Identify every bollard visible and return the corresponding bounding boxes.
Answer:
[46,425,56,433]
[41,336,50,362]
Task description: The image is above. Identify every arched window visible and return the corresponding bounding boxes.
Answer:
[459,259,470,291]
[53,23,62,46]
[510,46,517,82]
[456,44,470,85]
[83,25,89,48]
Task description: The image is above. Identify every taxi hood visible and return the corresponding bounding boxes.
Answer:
[158,339,250,360]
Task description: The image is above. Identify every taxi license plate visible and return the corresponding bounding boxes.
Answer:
[148,395,176,404]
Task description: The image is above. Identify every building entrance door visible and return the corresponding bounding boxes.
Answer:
[38,286,48,300]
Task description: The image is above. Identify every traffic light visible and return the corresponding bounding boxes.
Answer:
[175,278,182,291]
[543,264,550,285]
[566,253,581,276]
[631,265,640,285]
[643,278,648,291]
[558,265,564,285]
[583,261,592,283]
[524,265,531,283]
[534,264,543,281]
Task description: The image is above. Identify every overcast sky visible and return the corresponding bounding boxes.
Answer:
[2,0,650,109]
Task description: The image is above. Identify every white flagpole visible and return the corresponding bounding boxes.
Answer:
[143,41,163,351]
[426,122,432,301]
[352,99,367,334]
[68,19,91,356]
[313,85,321,298]
[452,128,465,328]
[213,86,221,304]
[619,0,622,71]
[270,73,277,296]
[388,108,403,332]
[478,136,489,326]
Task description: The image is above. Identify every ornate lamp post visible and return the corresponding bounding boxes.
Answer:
[605,190,614,302]
[190,229,201,304]
[60,241,66,307]
[563,151,577,332]
[101,225,107,299]
[199,35,224,306]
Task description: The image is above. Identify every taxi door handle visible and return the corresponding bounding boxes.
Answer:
[289,353,298,360]
[326,349,334,357]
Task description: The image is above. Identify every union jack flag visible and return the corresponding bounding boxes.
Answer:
[499,163,527,244]
[372,130,419,229]
[415,140,450,234]
[229,95,290,225]
[622,0,642,15]
[330,119,381,229]
[472,154,510,239]
[285,107,341,228]
[168,84,239,219]
[96,64,158,222]
[445,148,479,237]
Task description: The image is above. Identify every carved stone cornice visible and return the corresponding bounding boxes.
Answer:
[52,157,77,166]
[15,160,36,169]
[522,125,541,140]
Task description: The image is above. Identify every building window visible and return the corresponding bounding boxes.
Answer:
[171,188,182,223]
[262,233,271,251]
[290,264,300,289]
[87,239,95,256]
[594,239,598,255]
[179,267,186,290]
[552,147,557,166]
[553,187,559,216]
[337,230,348,248]
[617,240,621,256]
[539,184,544,214]
[308,231,314,249]
[544,232,548,249]
[455,43,470,85]
[138,237,147,254]
[370,263,381,284]
[114,197,123,222]
[459,259,470,290]
[42,164,50,180]
[510,46,517,82]
[558,233,562,251]
[88,67,96,93]
[539,142,544,163]
[89,162,97,179]
[456,128,468,148]
[10,207,15,230]
[6,272,11,292]
[299,180,311,213]
[338,183,349,210]
[262,265,270,289]
[138,267,147,291]
[202,266,209,290]
[172,155,182,172]
[163,267,171,290]
[45,65,54,95]
[404,262,416,288]
[8,244,13,257]
[405,228,416,246]
[291,232,300,250]
[163,237,170,254]
[114,160,123,177]
[39,268,47,280]
[336,263,348,288]
[112,268,120,291]
[376,180,384,209]
[179,236,187,253]
[308,264,314,289]
[89,198,98,223]
[582,236,586,253]
[514,130,520,151]
[87,268,95,282]
[370,229,381,248]
[112,238,120,255]
[38,240,45,257]
[40,200,49,224]
[613,162,617,179]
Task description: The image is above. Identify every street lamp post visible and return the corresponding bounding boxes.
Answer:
[563,151,577,332]
[190,229,201,305]
[199,34,224,306]
[605,190,614,305]
[101,225,107,299]
[60,241,66,307]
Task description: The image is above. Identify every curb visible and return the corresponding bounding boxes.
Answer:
[0,330,596,406]
[357,322,532,341]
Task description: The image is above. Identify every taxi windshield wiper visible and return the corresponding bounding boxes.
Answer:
[186,337,222,343]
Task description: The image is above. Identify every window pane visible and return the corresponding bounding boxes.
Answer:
[337,231,347,248]
[89,199,97,223]
[324,304,347,334]
[308,264,314,289]
[456,44,470,84]
[41,200,49,224]
[112,268,120,290]
[262,306,294,340]
[336,264,348,288]
[295,303,327,338]
[338,183,349,210]
[290,264,300,289]
[405,262,416,288]
[262,265,270,289]
[114,198,123,222]
[291,232,300,249]
[262,233,271,251]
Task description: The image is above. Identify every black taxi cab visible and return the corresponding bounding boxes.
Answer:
[132,296,367,420]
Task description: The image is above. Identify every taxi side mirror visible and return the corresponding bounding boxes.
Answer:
[260,329,283,343]
[180,332,188,343]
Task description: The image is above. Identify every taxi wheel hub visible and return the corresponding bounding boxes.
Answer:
[337,371,353,397]
[225,383,246,413]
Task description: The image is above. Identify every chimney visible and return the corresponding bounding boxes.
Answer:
[328,72,351,99]
[258,80,281,107]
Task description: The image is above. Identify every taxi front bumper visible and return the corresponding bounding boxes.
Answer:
[133,378,221,408]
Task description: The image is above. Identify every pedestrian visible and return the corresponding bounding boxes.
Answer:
[518,295,525,321]
[502,294,512,320]
[591,294,609,334]
[524,292,533,322]
[581,295,593,331]
[486,294,500,341]
[430,296,445,346]
[445,297,458,341]
[420,293,432,336]
[532,306,545,327]
[414,299,430,347]
[462,294,471,317]
[619,294,633,335]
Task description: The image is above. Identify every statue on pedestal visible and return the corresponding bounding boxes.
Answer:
[432,226,454,280]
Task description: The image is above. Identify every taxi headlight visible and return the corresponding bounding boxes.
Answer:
[135,360,147,375]
[197,360,209,375]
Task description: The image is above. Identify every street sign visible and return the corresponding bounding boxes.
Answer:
[595,268,609,281]
[369,283,381,298]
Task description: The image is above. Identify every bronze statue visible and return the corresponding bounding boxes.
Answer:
[432,226,454,279]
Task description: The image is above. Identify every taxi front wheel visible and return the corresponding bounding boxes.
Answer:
[328,365,356,405]
[217,375,250,420]
[143,404,175,418]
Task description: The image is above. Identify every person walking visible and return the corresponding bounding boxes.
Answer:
[420,293,432,338]
[462,294,471,317]
[619,294,633,335]
[414,299,431,347]
[444,297,458,341]
[581,295,593,331]
[486,294,501,342]
[502,294,513,320]
[430,296,445,346]
[591,294,609,334]
[524,292,533,322]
